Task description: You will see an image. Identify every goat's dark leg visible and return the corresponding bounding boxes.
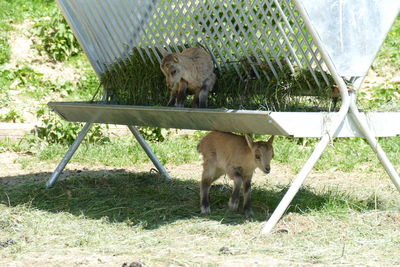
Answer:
[228,167,243,212]
[200,160,218,215]
[200,177,212,215]
[167,93,176,106]
[198,74,216,108]
[243,177,253,217]
[192,91,200,108]
[167,83,178,106]
[175,80,188,108]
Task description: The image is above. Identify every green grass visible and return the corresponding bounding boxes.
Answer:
[0,0,57,65]
[252,135,400,173]
[0,0,56,23]
[373,17,400,75]
[2,133,400,174]
[0,22,11,64]
[35,135,200,167]
[0,0,96,107]
[0,173,385,227]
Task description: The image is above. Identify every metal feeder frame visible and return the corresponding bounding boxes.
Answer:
[48,0,400,234]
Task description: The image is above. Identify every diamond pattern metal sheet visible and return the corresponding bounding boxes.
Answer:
[57,0,333,93]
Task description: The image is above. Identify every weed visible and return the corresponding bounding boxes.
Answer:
[138,127,171,142]
[0,109,24,123]
[70,70,101,101]
[0,24,10,64]
[34,107,109,145]
[373,18,400,75]
[32,9,81,61]
[358,82,400,111]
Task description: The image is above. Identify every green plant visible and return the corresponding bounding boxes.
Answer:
[0,109,23,123]
[358,82,400,111]
[373,18,400,75]
[5,66,52,100]
[0,25,10,65]
[138,126,170,142]
[35,107,109,145]
[32,9,81,61]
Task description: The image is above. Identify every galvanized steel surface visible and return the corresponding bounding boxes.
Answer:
[298,0,399,77]
[49,102,400,138]
[53,0,400,136]
[48,102,288,135]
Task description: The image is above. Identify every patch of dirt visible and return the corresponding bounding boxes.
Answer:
[1,249,132,267]
[1,20,82,127]
[8,20,80,83]
[274,213,321,234]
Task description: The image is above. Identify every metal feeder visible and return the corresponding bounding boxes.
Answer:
[48,0,400,234]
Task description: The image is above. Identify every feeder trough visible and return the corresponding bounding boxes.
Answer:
[48,0,400,234]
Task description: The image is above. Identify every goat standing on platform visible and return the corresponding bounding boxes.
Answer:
[159,47,216,108]
[197,131,274,216]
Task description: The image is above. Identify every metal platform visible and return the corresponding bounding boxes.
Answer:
[49,102,400,138]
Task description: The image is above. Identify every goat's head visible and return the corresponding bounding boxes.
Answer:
[245,135,275,174]
[159,47,182,89]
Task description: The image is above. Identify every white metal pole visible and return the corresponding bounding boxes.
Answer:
[128,125,172,180]
[349,95,400,192]
[261,0,353,234]
[261,134,331,234]
[46,122,93,188]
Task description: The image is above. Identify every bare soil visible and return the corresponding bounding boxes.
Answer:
[8,20,80,83]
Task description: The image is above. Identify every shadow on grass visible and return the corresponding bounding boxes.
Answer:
[0,170,381,229]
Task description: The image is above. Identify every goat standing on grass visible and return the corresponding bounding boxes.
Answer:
[197,131,274,216]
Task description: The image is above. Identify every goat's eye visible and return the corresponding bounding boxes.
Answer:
[171,70,177,75]
[255,155,261,160]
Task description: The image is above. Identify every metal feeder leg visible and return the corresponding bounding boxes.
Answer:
[46,122,93,188]
[261,78,351,234]
[260,134,331,234]
[349,100,400,192]
[127,125,171,180]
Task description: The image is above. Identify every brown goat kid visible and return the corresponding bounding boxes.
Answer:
[197,131,274,216]
[159,47,216,108]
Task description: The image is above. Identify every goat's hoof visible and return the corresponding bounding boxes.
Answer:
[201,206,211,215]
[244,209,254,217]
[228,201,239,212]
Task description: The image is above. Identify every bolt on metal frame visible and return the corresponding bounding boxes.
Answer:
[48,0,400,234]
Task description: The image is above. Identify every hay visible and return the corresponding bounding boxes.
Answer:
[100,47,339,111]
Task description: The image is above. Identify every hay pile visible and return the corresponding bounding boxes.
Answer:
[100,47,339,111]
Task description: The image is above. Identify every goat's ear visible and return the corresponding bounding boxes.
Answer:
[158,46,169,57]
[245,134,253,149]
[172,54,179,63]
[267,135,275,144]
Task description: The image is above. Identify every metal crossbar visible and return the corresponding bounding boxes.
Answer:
[49,0,400,234]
